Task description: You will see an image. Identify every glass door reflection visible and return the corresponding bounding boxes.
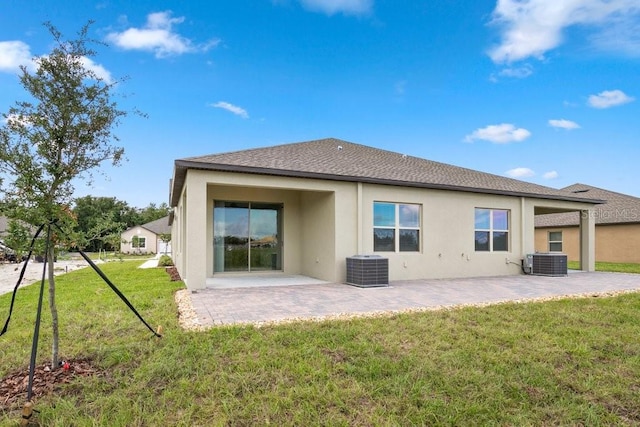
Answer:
[213,201,282,273]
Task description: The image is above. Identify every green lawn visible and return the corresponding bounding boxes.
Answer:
[568,260,640,274]
[1,263,640,425]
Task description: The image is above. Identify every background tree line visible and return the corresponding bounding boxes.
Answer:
[72,196,170,252]
[2,197,170,255]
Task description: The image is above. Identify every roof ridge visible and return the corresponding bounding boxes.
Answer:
[562,183,640,201]
[181,137,350,161]
[171,138,605,206]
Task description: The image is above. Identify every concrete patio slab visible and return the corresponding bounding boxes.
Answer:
[185,272,640,328]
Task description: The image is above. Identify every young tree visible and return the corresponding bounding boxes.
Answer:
[0,22,135,369]
[158,232,172,255]
[2,219,33,261]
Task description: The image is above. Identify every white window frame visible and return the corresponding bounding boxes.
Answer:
[474,208,510,252]
[373,202,421,253]
[548,231,563,252]
[137,236,147,249]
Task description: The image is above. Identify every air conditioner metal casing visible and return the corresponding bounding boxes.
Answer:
[527,253,568,276]
[346,255,389,288]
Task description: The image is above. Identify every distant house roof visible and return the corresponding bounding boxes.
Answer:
[170,138,603,207]
[124,216,171,235]
[535,184,640,227]
[141,216,171,235]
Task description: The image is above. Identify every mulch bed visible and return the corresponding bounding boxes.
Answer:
[1,359,101,412]
[166,266,181,281]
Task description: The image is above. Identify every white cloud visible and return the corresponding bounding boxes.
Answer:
[498,64,533,79]
[210,101,249,119]
[0,42,112,83]
[543,171,559,179]
[0,40,35,73]
[2,113,32,127]
[506,167,535,178]
[588,89,635,108]
[298,0,373,16]
[464,123,531,144]
[489,0,640,63]
[106,11,219,58]
[79,57,113,84]
[548,119,580,129]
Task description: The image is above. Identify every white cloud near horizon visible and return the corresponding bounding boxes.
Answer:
[489,0,640,63]
[588,89,635,108]
[464,123,531,144]
[506,167,535,178]
[298,0,373,16]
[505,168,559,179]
[210,101,249,119]
[106,11,219,58]
[549,119,580,130]
[0,41,35,73]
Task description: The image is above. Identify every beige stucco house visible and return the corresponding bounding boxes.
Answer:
[169,138,602,291]
[535,184,640,263]
[120,216,172,255]
[0,216,8,241]
[0,216,9,254]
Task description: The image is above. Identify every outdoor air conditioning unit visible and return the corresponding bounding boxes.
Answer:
[524,253,568,277]
[346,255,389,288]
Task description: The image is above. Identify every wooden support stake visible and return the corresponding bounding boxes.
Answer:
[20,401,33,426]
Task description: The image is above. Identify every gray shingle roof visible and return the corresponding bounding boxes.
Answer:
[140,216,171,235]
[171,138,603,206]
[535,184,640,227]
[123,216,171,235]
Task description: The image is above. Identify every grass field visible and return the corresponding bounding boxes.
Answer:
[568,260,640,274]
[1,262,640,425]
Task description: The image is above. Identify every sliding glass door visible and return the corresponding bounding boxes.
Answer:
[213,201,282,272]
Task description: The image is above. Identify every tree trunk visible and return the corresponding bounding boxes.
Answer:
[47,246,60,369]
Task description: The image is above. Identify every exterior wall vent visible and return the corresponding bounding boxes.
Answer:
[346,255,389,287]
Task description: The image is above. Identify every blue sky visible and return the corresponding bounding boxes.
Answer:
[1,0,639,208]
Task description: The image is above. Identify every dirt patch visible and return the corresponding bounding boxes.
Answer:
[1,358,102,413]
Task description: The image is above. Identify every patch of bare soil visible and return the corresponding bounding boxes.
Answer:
[1,359,102,413]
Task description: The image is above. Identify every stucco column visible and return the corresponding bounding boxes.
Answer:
[184,174,208,290]
[580,209,596,272]
[357,182,363,254]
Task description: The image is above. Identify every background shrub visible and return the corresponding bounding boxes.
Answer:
[158,254,173,267]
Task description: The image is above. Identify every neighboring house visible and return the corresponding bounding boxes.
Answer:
[169,138,602,291]
[0,216,8,252]
[120,216,172,255]
[0,215,8,241]
[535,184,640,263]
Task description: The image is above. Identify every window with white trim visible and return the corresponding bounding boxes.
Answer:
[474,208,509,252]
[131,236,147,249]
[373,202,420,252]
[548,231,562,252]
